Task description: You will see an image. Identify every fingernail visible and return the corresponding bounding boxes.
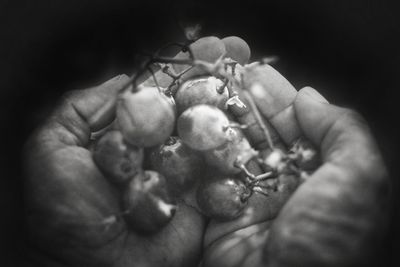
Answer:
[302,87,329,104]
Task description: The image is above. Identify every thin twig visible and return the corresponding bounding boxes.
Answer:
[242,90,275,150]
[235,161,256,179]
[217,78,229,94]
[252,187,269,197]
[255,171,274,180]
[147,65,161,92]
[150,56,193,65]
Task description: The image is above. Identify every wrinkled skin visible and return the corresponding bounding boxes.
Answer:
[23,36,390,266]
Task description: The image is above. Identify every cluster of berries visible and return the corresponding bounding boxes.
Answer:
[91,38,319,234]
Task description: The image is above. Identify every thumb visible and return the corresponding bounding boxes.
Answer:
[263,87,390,266]
[31,74,130,149]
[62,74,131,132]
[294,86,382,165]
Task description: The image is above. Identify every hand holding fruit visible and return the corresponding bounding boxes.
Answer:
[202,71,390,267]
[22,36,233,267]
[23,36,390,267]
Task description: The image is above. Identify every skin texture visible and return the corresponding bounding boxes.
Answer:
[23,36,390,267]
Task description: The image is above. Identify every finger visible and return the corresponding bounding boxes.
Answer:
[63,74,131,131]
[23,146,127,265]
[245,64,314,145]
[29,75,130,150]
[222,36,251,65]
[230,79,286,151]
[264,92,390,266]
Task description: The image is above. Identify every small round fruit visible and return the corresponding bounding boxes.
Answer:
[175,76,229,114]
[196,177,250,221]
[92,130,143,184]
[149,136,205,194]
[222,36,251,65]
[177,104,233,151]
[204,128,258,175]
[116,85,176,147]
[122,170,177,234]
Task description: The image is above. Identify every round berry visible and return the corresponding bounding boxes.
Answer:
[222,36,251,65]
[177,104,233,151]
[116,86,176,147]
[197,177,250,221]
[122,170,177,234]
[149,136,205,194]
[204,128,257,175]
[175,76,229,114]
[92,130,143,184]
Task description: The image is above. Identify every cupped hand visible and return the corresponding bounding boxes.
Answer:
[201,64,391,267]
[23,36,238,267]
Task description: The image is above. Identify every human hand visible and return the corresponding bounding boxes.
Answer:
[22,74,207,266]
[23,35,390,267]
[201,65,391,266]
[22,36,243,267]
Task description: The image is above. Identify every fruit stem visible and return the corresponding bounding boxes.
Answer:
[165,136,178,146]
[161,65,180,79]
[217,78,229,94]
[223,122,249,131]
[147,65,162,93]
[162,64,195,96]
[235,162,256,180]
[255,171,274,181]
[241,189,253,202]
[151,56,193,65]
[153,42,194,60]
[252,186,269,197]
[242,90,275,150]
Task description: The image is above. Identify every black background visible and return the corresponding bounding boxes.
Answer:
[1,0,399,265]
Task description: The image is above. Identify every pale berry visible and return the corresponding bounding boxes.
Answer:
[122,170,177,234]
